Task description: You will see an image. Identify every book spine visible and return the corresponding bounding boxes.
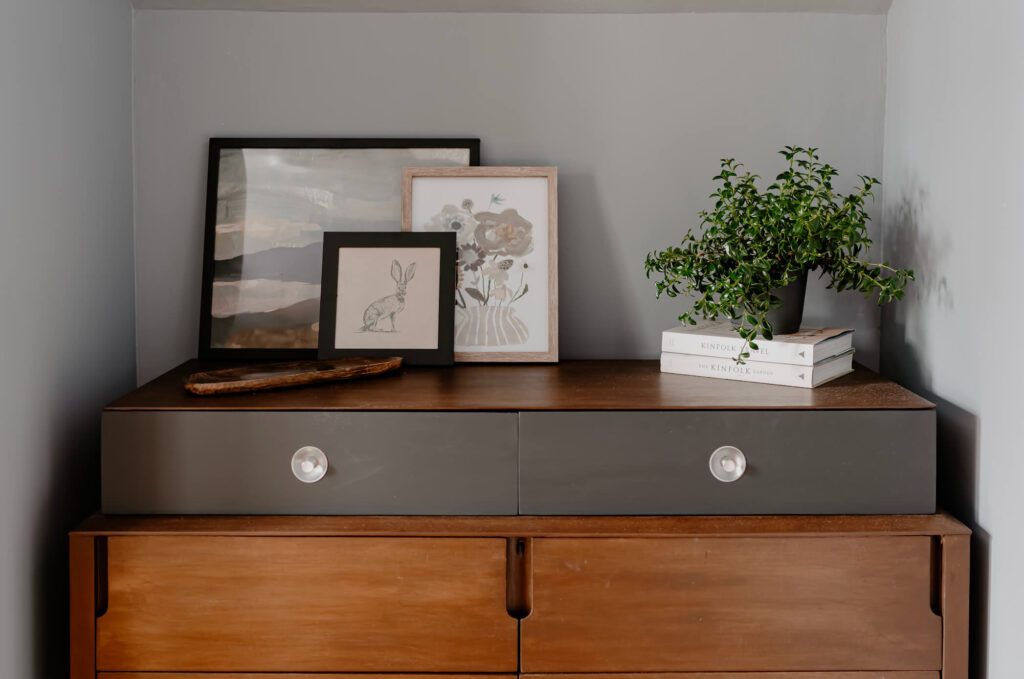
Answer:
[660,352,812,388]
[661,330,810,365]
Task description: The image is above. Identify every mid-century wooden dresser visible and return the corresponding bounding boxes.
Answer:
[70,361,970,679]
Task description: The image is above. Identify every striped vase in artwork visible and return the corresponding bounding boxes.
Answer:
[455,305,529,347]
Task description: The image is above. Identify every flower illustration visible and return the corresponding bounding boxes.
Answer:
[459,242,486,271]
[482,261,510,285]
[426,204,478,244]
[492,285,510,301]
[473,208,534,257]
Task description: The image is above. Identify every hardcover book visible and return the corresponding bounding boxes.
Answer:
[662,321,854,366]
[660,349,855,389]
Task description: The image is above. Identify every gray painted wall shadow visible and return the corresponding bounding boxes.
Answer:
[558,170,640,358]
[883,337,987,679]
[27,369,136,678]
[884,183,953,311]
[882,181,985,678]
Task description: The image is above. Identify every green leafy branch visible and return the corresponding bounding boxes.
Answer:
[645,146,914,363]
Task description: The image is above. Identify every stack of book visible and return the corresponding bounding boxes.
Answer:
[660,320,855,388]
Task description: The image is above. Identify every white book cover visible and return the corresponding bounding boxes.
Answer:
[662,320,854,366]
[660,349,855,389]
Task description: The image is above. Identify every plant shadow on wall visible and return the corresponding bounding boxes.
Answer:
[645,146,914,363]
[559,171,636,357]
[882,180,987,679]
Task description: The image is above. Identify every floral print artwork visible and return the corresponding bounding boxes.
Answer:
[425,195,533,347]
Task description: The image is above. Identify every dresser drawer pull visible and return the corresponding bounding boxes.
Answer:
[291,446,329,483]
[709,445,746,483]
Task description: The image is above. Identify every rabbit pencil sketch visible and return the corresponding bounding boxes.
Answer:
[360,260,417,332]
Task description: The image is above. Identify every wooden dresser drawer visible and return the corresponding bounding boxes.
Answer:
[521,536,942,672]
[102,676,514,679]
[96,536,518,673]
[99,675,937,679]
[519,411,935,515]
[102,411,517,514]
[523,674,939,679]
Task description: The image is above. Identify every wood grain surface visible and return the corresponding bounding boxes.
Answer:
[524,674,939,679]
[102,675,514,679]
[524,675,937,679]
[183,357,402,394]
[72,511,971,538]
[99,675,936,679]
[522,536,943,672]
[108,360,934,411]
[96,536,517,673]
[69,535,96,679]
[941,534,970,679]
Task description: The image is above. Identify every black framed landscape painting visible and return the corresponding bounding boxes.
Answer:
[198,138,480,359]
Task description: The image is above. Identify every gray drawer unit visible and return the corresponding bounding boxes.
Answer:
[519,410,936,515]
[102,411,518,515]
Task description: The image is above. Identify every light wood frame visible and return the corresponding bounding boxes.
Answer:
[402,166,558,363]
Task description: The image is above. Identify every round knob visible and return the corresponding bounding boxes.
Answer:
[709,445,746,483]
[291,446,328,483]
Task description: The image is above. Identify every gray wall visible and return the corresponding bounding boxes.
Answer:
[0,1,135,677]
[132,10,887,382]
[882,1,1024,676]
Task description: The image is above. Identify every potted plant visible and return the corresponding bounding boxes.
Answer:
[645,146,913,362]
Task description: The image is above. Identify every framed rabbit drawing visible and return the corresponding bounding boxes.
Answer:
[317,232,456,365]
[361,260,417,333]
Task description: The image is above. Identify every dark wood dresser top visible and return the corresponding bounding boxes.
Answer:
[107,360,934,412]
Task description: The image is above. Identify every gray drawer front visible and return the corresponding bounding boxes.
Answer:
[519,410,935,515]
[102,411,517,515]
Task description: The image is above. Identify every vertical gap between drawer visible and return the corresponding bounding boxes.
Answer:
[515,412,521,517]
[94,536,108,618]
[506,537,533,620]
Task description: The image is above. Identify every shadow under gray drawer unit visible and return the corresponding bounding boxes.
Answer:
[102,360,937,515]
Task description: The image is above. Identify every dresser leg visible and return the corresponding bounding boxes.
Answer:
[941,533,970,679]
[69,535,95,679]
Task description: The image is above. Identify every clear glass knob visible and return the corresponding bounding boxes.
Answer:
[709,445,746,483]
[291,446,328,483]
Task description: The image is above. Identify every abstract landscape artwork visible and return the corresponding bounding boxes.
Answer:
[198,138,478,358]
[318,232,456,365]
[403,167,557,362]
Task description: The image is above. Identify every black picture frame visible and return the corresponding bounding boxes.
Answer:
[198,137,480,360]
[318,232,456,366]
